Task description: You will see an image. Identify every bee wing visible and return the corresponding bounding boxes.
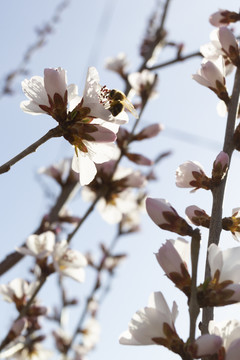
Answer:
[123,97,139,119]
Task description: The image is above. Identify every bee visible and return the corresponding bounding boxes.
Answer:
[108,89,139,119]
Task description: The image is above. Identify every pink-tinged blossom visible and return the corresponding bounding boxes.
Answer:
[190,334,222,358]
[72,66,129,125]
[81,318,101,350]
[119,292,178,345]
[192,58,229,101]
[200,30,234,76]
[82,164,147,224]
[71,119,120,186]
[208,244,240,302]
[44,68,67,99]
[146,197,193,236]
[218,27,240,66]
[16,231,55,259]
[52,240,87,282]
[105,52,129,75]
[208,244,240,283]
[210,9,229,27]
[210,9,240,27]
[146,198,177,226]
[176,160,210,191]
[0,278,38,305]
[192,59,225,87]
[209,320,240,360]
[156,238,190,277]
[95,189,140,224]
[128,69,158,99]
[20,67,77,118]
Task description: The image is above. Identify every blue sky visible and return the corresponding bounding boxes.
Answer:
[1,0,240,359]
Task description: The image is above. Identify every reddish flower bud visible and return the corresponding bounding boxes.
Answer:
[146,198,193,236]
[210,10,240,27]
[126,152,153,166]
[212,151,229,184]
[185,205,211,228]
[176,161,211,191]
[134,123,164,140]
[192,58,229,102]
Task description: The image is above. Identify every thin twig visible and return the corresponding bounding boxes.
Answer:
[66,192,104,244]
[201,67,240,334]
[0,126,63,175]
[147,51,202,70]
[139,0,172,72]
[0,0,71,99]
[188,229,201,342]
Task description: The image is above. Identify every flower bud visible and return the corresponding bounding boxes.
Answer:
[134,123,164,140]
[212,151,229,184]
[210,10,240,27]
[146,198,193,236]
[8,318,28,340]
[126,152,153,166]
[218,27,240,67]
[176,161,211,191]
[156,239,191,294]
[192,59,229,102]
[185,205,211,227]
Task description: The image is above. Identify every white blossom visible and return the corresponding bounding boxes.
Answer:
[128,69,158,99]
[82,318,101,350]
[20,67,77,116]
[16,231,55,259]
[176,160,206,190]
[156,238,190,277]
[105,52,129,74]
[70,67,129,125]
[0,278,38,304]
[209,320,240,360]
[200,29,234,75]
[119,291,178,345]
[52,240,87,282]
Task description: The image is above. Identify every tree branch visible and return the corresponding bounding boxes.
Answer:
[147,51,202,70]
[201,66,240,334]
[0,125,63,175]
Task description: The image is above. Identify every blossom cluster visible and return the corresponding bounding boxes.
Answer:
[2,4,240,360]
[118,8,240,360]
